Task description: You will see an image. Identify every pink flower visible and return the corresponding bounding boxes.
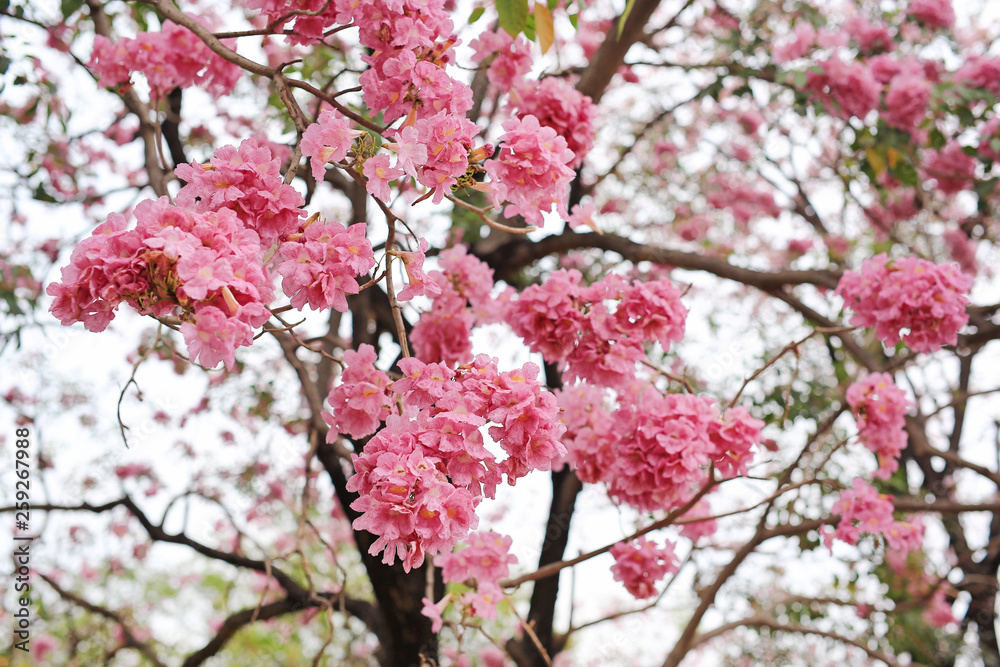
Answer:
[807,57,880,121]
[180,306,243,370]
[323,344,392,439]
[709,406,764,478]
[436,531,517,585]
[609,537,680,599]
[512,77,598,168]
[847,373,910,479]
[301,109,362,182]
[883,72,931,131]
[830,478,923,554]
[469,29,533,90]
[395,238,442,302]
[922,141,977,194]
[836,254,972,353]
[907,0,955,29]
[362,153,402,201]
[485,115,576,226]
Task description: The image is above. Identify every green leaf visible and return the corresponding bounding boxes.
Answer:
[60,0,84,18]
[496,0,530,37]
[548,0,558,9]
[468,6,485,24]
[618,0,636,38]
[524,12,536,41]
[568,12,579,28]
[32,183,56,203]
[928,127,946,150]
[0,56,10,76]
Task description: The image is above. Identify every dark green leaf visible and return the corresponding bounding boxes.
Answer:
[468,6,485,24]
[548,0,558,9]
[60,0,84,19]
[568,12,579,28]
[32,183,56,203]
[0,56,10,75]
[928,127,946,150]
[496,0,530,37]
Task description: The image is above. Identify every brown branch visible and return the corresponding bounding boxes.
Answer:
[39,572,168,667]
[691,614,908,667]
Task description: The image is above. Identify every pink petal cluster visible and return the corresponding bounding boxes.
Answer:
[245,0,339,44]
[274,219,375,312]
[609,536,680,599]
[611,391,742,511]
[836,253,973,353]
[351,0,472,124]
[48,198,272,370]
[422,531,518,628]
[846,373,911,479]
[705,174,782,227]
[555,382,618,483]
[921,141,977,194]
[89,20,240,96]
[324,344,392,438]
[511,78,598,169]
[883,70,931,131]
[469,29,533,90]
[807,57,880,121]
[555,382,762,512]
[174,138,305,245]
[845,17,894,54]
[709,406,766,478]
[300,109,362,182]
[829,478,923,553]
[955,56,1000,96]
[506,270,687,388]
[906,0,955,29]
[484,115,576,227]
[340,355,565,570]
[393,112,480,202]
[409,245,496,365]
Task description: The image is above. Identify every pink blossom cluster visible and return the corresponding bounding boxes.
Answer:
[484,115,576,227]
[48,197,272,370]
[955,56,1000,96]
[609,389,762,511]
[609,536,680,599]
[807,57,880,121]
[393,112,481,202]
[89,21,241,96]
[836,253,973,353]
[300,109,363,182]
[510,78,598,168]
[906,0,956,30]
[506,270,688,388]
[921,141,977,194]
[245,0,339,44]
[468,29,533,90]
[355,1,470,124]
[274,218,375,312]
[829,478,924,553]
[705,174,782,227]
[883,67,931,131]
[557,381,762,511]
[845,16,893,54]
[323,344,392,438]
[422,531,518,631]
[846,373,911,479]
[337,355,565,570]
[174,138,305,245]
[410,245,496,366]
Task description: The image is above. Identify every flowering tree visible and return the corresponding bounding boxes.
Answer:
[2,0,1000,665]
